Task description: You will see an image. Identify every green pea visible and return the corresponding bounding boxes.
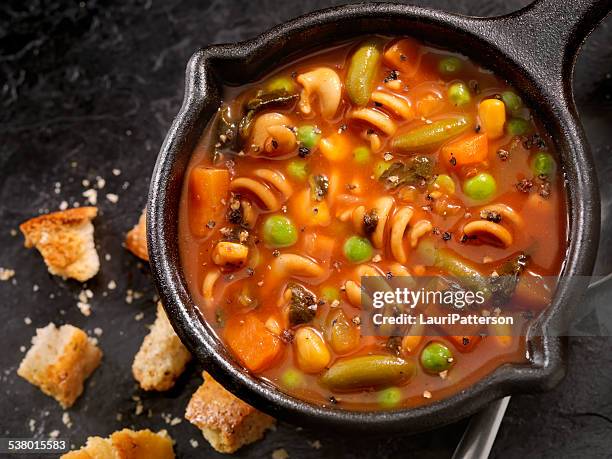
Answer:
[287,160,309,181]
[297,125,321,149]
[420,342,454,373]
[501,91,522,112]
[343,236,373,263]
[266,76,296,93]
[377,387,403,409]
[506,118,530,136]
[280,369,304,388]
[433,174,456,194]
[373,161,392,179]
[263,215,298,248]
[463,172,497,201]
[532,151,556,177]
[321,286,341,303]
[353,146,371,165]
[447,82,471,106]
[438,56,462,75]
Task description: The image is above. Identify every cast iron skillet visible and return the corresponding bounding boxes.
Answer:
[148,0,611,433]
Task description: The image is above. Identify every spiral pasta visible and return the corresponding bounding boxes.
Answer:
[297,67,342,120]
[350,91,413,136]
[250,113,295,155]
[267,254,325,286]
[202,269,221,307]
[461,203,524,248]
[229,169,293,212]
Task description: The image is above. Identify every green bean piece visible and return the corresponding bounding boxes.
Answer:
[346,39,383,106]
[420,342,454,373]
[377,387,403,409]
[297,125,321,149]
[506,117,530,136]
[263,215,298,248]
[280,369,304,388]
[373,160,392,179]
[287,160,309,181]
[438,56,463,75]
[353,146,371,165]
[343,236,373,263]
[448,82,471,106]
[501,91,522,112]
[391,116,472,152]
[433,248,491,298]
[532,151,555,177]
[463,172,497,201]
[320,355,415,390]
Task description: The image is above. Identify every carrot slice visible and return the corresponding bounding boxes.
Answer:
[188,167,230,237]
[224,312,282,372]
[441,133,489,167]
[383,38,421,77]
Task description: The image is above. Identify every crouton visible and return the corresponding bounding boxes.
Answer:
[19,207,99,282]
[17,323,102,408]
[185,372,275,453]
[61,428,174,459]
[125,208,148,261]
[132,303,191,391]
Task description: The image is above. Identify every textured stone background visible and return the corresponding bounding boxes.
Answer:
[0,1,611,457]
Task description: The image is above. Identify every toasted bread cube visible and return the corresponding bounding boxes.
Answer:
[185,372,275,453]
[125,208,149,261]
[18,323,102,408]
[19,207,100,282]
[61,428,174,459]
[132,303,191,391]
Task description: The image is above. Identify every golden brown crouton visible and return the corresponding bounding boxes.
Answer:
[132,303,191,391]
[19,207,100,282]
[185,372,275,453]
[125,208,148,261]
[61,428,174,459]
[17,323,102,408]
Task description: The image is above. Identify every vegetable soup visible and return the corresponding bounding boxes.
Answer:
[178,36,567,410]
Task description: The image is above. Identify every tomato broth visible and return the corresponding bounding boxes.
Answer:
[178,36,567,411]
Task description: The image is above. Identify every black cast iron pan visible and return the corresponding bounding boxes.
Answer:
[148,0,612,433]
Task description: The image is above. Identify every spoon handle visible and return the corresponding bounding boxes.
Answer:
[452,396,511,459]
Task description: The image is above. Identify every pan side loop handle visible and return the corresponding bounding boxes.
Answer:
[477,0,611,98]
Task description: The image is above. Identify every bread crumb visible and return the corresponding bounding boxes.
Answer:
[135,401,144,416]
[107,280,117,290]
[77,302,91,316]
[189,438,199,448]
[169,417,181,426]
[309,440,322,449]
[28,419,35,432]
[423,390,432,399]
[33,284,39,292]
[62,412,73,428]
[59,201,68,211]
[49,430,60,439]
[106,193,119,204]
[112,168,121,176]
[10,228,18,236]
[272,448,289,459]
[20,346,26,352]
[82,179,90,187]
[93,327,103,337]
[95,176,105,189]
[82,189,97,205]
[24,317,32,325]
[0,267,15,281]
[134,312,144,321]
[105,253,111,261]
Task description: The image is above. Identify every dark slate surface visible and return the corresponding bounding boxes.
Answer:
[0,1,611,458]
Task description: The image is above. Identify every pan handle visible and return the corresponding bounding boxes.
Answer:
[476,0,611,96]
